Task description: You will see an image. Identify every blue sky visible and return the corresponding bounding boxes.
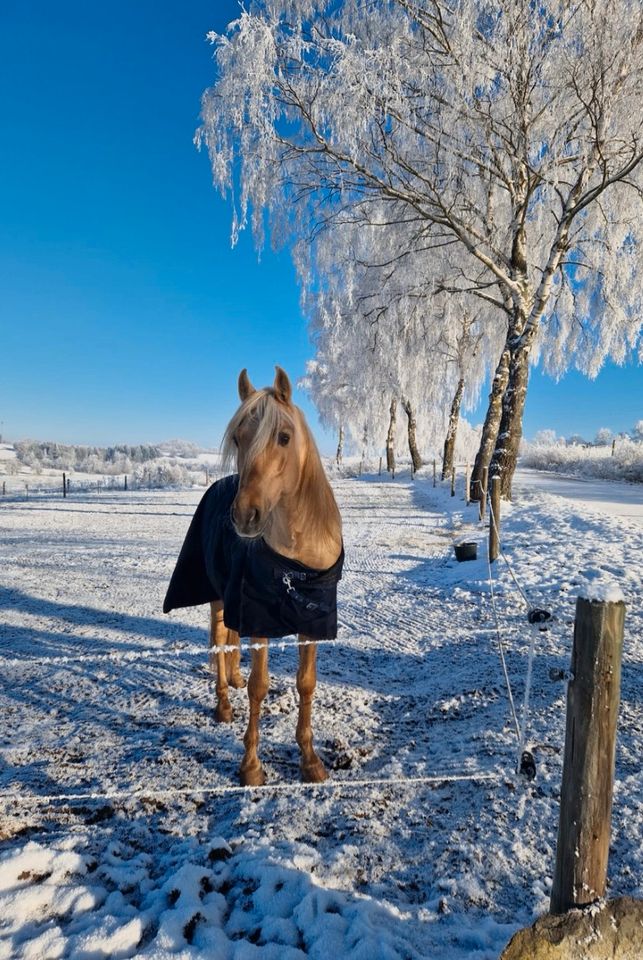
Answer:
[0,1,640,452]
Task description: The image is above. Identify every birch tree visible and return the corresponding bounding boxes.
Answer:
[199,0,643,496]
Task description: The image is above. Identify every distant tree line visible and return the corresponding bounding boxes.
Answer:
[14,441,162,475]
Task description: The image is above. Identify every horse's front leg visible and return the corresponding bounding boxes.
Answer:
[239,639,269,786]
[225,628,245,689]
[296,639,328,783]
[209,601,233,723]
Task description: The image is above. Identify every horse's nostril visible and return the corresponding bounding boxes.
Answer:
[248,508,259,526]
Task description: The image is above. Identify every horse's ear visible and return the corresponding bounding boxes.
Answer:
[238,369,255,401]
[273,366,292,404]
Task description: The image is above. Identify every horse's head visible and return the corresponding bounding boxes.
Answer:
[223,366,307,539]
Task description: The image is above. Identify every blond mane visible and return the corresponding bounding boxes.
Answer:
[221,389,295,474]
[295,415,342,551]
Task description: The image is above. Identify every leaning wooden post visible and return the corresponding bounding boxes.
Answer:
[488,475,501,561]
[478,465,488,522]
[450,466,456,497]
[550,591,625,915]
[432,459,436,487]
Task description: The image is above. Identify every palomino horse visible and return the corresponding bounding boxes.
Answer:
[163,367,343,785]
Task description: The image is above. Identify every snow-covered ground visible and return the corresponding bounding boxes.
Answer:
[1,471,641,959]
[515,468,643,524]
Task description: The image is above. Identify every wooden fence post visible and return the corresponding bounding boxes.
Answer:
[378,456,382,476]
[62,472,67,498]
[433,459,436,487]
[2,481,5,496]
[465,462,471,504]
[611,438,616,457]
[489,475,501,561]
[550,594,626,914]
[478,465,488,522]
[124,475,128,491]
[450,466,456,497]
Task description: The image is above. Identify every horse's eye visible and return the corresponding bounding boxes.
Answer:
[277,432,290,447]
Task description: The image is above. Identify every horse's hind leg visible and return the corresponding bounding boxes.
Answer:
[296,639,328,783]
[209,601,233,723]
[239,639,269,786]
[225,629,245,689]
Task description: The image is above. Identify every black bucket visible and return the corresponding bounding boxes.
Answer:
[454,541,477,562]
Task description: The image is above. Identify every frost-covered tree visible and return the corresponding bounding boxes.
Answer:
[199,0,643,496]
[595,426,613,445]
[295,197,502,470]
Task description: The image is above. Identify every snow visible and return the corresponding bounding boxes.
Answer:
[577,579,626,604]
[515,468,643,522]
[520,440,643,484]
[0,445,17,462]
[1,470,641,958]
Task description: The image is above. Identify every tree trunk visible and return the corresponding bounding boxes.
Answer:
[442,376,465,481]
[336,424,344,466]
[470,347,510,501]
[489,339,530,499]
[401,398,422,472]
[386,397,397,472]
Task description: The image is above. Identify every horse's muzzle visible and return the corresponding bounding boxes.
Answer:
[231,501,264,539]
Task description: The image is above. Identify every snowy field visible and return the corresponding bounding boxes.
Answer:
[1,472,642,959]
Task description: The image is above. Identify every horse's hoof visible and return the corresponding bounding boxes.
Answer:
[215,703,233,723]
[229,672,246,690]
[301,759,328,783]
[239,764,266,787]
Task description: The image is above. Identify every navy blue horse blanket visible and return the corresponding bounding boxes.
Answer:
[163,475,343,640]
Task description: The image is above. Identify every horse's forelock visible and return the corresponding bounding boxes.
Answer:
[221,388,296,473]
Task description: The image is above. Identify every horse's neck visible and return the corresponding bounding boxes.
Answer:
[265,466,341,571]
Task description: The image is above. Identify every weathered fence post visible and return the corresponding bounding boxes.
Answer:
[478,465,488,522]
[432,459,436,487]
[62,472,67,498]
[25,483,29,499]
[489,475,501,561]
[550,593,626,915]
[611,438,616,457]
[450,466,456,497]
[378,456,382,476]
[124,475,128,491]
[2,481,5,496]
[465,462,471,504]
[205,468,210,486]
[392,464,395,480]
